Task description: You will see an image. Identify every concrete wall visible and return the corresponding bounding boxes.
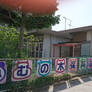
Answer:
[42,34,70,58]
[87,31,92,56]
[90,41,92,56]
[81,42,90,56]
[87,31,92,41]
[42,34,51,57]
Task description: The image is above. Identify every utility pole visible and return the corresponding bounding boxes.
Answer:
[68,18,72,29]
[63,17,67,30]
[68,20,72,29]
[63,16,72,30]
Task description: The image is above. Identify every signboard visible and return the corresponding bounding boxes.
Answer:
[55,58,66,74]
[88,58,92,69]
[79,58,87,70]
[37,59,52,77]
[0,61,7,84]
[12,60,32,81]
[68,58,77,72]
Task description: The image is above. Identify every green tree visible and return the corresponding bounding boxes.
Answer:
[0,8,60,58]
[0,25,37,58]
[0,26,19,58]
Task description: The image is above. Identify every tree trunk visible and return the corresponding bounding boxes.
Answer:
[18,14,25,58]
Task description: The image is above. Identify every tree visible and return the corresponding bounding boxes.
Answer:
[0,8,60,58]
[0,25,38,58]
[0,26,19,58]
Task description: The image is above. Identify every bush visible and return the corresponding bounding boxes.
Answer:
[28,76,54,89]
[54,74,72,82]
[28,74,71,90]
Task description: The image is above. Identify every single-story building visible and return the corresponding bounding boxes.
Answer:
[28,25,92,58]
[0,8,92,58]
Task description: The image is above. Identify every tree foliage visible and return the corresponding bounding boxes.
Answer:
[0,8,60,29]
[0,26,19,58]
[0,26,37,58]
[25,15,60,30]
[0,7,60,58]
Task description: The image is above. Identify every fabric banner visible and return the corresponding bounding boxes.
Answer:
[55,58,66,74]
[37,59,52,77]
[88,58,92,69]
[79,58,87,70]
[0,61,7,84]
[12,60,32,81]
[68,58,77,72]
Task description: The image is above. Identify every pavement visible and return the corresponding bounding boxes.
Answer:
[61,81,92,92]
[33,75,92,92]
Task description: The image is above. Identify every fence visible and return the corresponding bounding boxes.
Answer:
[0,57,92,91]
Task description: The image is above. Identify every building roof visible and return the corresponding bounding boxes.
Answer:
[28,28,72,39]
[57,25,92,34]
[28,25,92,39]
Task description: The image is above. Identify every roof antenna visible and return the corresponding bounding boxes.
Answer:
[63,16,72,30]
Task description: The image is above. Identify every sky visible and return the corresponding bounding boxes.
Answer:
[52,0,92,31]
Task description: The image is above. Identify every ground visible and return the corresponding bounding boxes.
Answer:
[33,75,92,92]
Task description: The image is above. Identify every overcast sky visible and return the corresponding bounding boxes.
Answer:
[52,0,92,31]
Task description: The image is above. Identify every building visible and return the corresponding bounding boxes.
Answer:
[28,29,71,58]
[1,8,92,58]
[28,25,92,58]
